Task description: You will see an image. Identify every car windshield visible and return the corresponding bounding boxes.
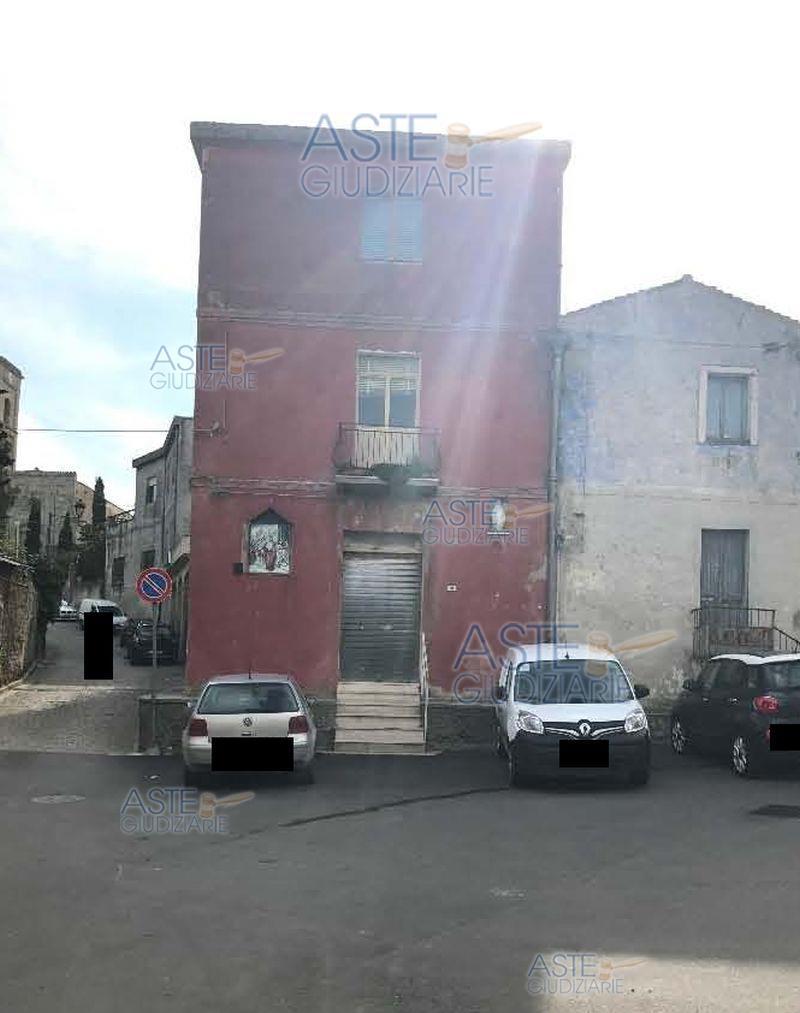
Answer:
[96,605,123,616]
[513,660,634,704]
[762,661,800,690]
[198,683,299,714]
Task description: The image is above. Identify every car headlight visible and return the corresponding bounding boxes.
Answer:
[517,711,544,734]
[624,710,648,734]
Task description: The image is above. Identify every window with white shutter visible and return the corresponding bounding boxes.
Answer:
[360,199,423,263]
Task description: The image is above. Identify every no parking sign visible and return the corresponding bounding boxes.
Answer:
[136,567,173,605]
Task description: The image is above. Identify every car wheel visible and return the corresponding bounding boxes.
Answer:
[670,716,689,755]
[732,734,759,778]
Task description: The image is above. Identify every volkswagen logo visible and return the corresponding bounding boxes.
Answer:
[242,716,253,727]
[578,720,592,738]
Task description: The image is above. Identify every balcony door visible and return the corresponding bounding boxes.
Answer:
[700,529,749,612]
[355,352,419,468]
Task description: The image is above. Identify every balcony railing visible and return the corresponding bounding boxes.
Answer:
[333,424,440,481]
[692,605,778,660]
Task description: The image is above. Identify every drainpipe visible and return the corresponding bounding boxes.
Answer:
[547,338,565,630]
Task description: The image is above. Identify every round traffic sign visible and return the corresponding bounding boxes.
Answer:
[136,567,173,604]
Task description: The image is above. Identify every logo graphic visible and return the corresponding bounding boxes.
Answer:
[227,347,284,375]
[585,629,678,677]
[526,952,646,996]
[578,721,592,738]
[443,121,542,169]
[242,716,253,727]
[119,786,254,835]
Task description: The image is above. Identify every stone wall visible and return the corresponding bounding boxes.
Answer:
[0,557,38,686]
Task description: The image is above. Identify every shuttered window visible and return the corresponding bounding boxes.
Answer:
[357,353,419,428]
[706,374,749,443]
[360,199,423,262]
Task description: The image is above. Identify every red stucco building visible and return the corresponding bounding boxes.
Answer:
[187,121,570,746]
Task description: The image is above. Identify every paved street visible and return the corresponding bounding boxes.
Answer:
[1,745,799,1012]
[0,621,184,754]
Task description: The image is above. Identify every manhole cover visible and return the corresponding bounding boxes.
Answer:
[31,794,86,805]
[750,804,800,818]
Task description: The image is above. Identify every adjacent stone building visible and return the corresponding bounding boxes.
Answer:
[105,416,193,656]
[5,470,124,556]
[556,275,800,694]
[0,356,23,468]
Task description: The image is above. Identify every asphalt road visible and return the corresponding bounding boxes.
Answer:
[1,746,799,1012]
[32,619,185,691]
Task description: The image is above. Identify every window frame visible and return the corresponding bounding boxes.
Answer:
[144,476,158,506]
[360,198,424,264]
[355,350,421,429]
[698,366,758,446]
[140,548,156,569]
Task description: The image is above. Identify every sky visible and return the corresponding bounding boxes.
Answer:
[1,0,798,508]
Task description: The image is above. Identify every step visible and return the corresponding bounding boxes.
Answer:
[336,703,421,719]
[336,716,422,731]
[334,740,426,755]
[337,682,419,697]
[337,695,421,710]
[333,728,425,745]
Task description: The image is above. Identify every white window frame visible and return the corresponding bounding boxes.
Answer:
[698,366,758,446]
[356,350,421,429]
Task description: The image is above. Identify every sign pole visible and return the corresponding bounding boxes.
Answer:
[136,568,173,755]
[151,601,157,748]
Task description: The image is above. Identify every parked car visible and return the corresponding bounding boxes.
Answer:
[670,653,800,777]
[182,674,317,787]
[119,615,144,649]
[55,600,77,622]
[494,643,651,787]
[126,620,177,665]
[76,599,127,633]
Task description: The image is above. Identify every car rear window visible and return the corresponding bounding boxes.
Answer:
[198,683,299,715]
[762,661,800,691]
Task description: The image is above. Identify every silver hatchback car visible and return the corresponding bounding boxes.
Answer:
[182,674,317,786]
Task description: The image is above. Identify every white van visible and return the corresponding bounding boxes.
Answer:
[494,642,651,787]
[76,599,127,633]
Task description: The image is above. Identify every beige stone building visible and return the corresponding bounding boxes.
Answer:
[556,276,800,696]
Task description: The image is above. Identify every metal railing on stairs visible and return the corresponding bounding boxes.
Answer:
[419,632,430,747]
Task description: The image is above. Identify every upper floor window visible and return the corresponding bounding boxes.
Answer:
[699,367,757,445]
[360,198,423,263]
[2,398,10,425]
[248,509,292,574]
[111,556,125,589]
[145,477,158,505]
[140,548,156,568]
[357,352,419,428]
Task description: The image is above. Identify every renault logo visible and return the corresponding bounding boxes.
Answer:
[243,716,253,727]
[578,721,592,738]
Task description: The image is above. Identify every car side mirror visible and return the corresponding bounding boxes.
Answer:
[633,684,650,699]
[495,684,507,701]
[682,678,697,691]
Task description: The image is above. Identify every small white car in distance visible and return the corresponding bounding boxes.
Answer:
[76,599,127,633]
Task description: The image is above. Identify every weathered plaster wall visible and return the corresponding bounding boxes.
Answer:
[558,278,800,693]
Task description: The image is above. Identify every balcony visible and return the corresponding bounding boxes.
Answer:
[691,605,800,661]
[333,424,440,491]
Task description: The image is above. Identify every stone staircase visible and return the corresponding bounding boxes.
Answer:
[334,681,426,754]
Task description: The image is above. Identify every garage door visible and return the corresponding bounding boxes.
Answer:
[340,553,421,682]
